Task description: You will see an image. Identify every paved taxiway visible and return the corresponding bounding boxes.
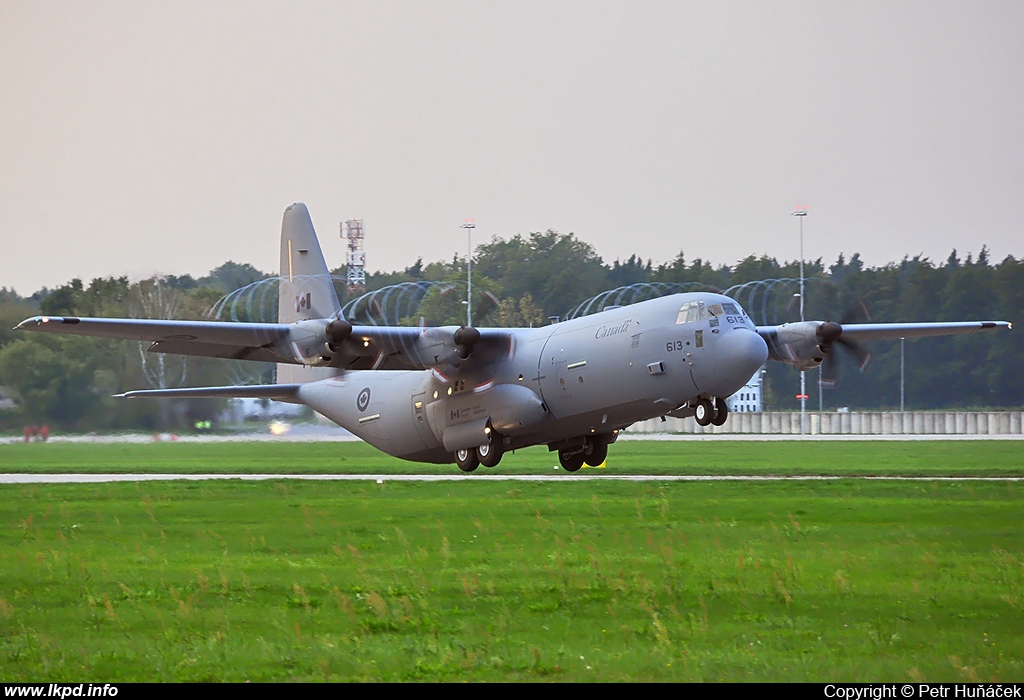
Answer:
[7,430,1023,445]
[2,473,1022,484]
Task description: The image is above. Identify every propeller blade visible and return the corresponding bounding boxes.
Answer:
[839,300,870,325]
[812,301,871,387]
[837,337,871,371]
[819,351,838,389]
[786,294,801,322]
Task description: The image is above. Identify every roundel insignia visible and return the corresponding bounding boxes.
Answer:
[357,388,371,412]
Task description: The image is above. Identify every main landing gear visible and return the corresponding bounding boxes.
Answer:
[455,447,479,472]
[557,435,608,472]
[455,432,613,474]
[693,396,729,427]
[454,432,506,472]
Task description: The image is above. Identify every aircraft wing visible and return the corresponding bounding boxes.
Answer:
[15,314,515,372]
[756,319,1010,376]
[15,315,297,362]
[826,321,1010,341]
[15,315,289,344]
[755,320,1010,345]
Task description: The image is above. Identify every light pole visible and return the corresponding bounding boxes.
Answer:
[792,206,807,435]
[461,220,475,327]
[819,364,823,412]
[900,336,905,413]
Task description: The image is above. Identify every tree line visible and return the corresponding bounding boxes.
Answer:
[1,233,1020,431]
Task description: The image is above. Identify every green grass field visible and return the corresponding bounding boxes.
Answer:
[2,439,1023,476]
[0,440,1022,681]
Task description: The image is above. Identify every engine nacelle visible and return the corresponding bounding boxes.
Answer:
[761,321,826,372]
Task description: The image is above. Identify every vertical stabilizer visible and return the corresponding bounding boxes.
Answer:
[277,203,343,387]
[278,203,341,324]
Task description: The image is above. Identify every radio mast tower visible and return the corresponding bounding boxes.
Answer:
[341,219,366,296]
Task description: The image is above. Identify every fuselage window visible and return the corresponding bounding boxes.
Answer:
[675,301,707,325]
[675,302,692,325]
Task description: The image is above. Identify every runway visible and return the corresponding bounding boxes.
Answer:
[2,473,1022,484]
[8,430,1023,446]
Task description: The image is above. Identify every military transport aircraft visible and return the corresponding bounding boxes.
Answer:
[15,204,1011,472]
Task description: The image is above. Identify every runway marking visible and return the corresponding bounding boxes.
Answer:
[0,473,1021,484]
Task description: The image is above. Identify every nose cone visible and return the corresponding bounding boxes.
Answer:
[709,329,768,396]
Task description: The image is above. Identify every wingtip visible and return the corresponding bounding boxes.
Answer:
[14,316,60,330]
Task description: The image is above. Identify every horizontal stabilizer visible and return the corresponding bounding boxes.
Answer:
[115,384,303,404]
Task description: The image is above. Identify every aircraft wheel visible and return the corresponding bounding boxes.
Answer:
[478,439,504,468]
[455,448,479,472]
[711,397,729,426]
[583,438,607,467]
[558,449,585,472]
[694,398,714,426]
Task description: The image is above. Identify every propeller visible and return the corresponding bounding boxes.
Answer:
[453,326,481,359]
[817,302,871,388]
[324,318,353,354]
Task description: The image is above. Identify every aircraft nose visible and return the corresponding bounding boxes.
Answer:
[716,328,768,385]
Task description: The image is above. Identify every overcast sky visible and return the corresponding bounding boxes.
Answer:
[2,1,1022,295]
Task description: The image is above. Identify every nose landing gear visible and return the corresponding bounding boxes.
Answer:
[693,396,729,427]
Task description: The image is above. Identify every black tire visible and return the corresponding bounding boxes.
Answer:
[711,396,729,426]
[455,448,479,472]
[477,439,504,468]
[583,438,607,466]
[694,398,714,426]
[558,449,585,472]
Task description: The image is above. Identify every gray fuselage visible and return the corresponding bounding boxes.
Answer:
[297,292,768,463]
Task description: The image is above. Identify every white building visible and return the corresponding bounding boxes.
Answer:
[726,367,764,413]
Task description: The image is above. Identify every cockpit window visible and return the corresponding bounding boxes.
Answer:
[707,303,724,317]
[722,302,740,315]
[675,301,706,324]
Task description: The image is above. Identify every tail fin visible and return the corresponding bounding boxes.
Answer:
[278,203,341,324]
[277,203,343,387]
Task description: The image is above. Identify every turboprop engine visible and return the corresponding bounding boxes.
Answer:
[759,320,870,384]
[762,321,828,371]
